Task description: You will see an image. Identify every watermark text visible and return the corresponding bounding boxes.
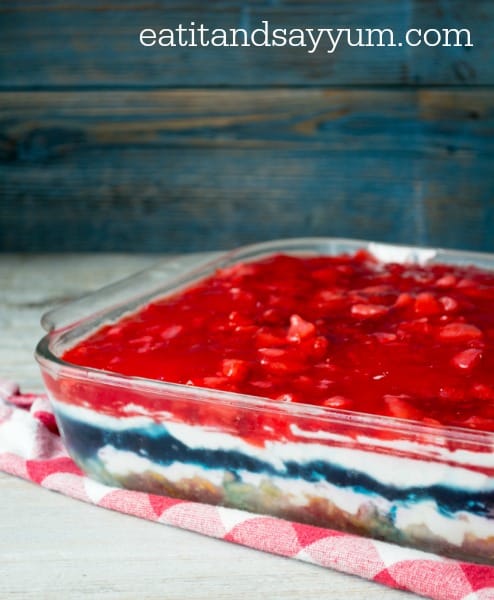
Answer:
[139,21,474,53]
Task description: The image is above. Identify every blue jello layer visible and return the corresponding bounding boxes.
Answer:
[58,412,492,517]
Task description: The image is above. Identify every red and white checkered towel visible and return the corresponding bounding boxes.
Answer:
[1,379,493,600]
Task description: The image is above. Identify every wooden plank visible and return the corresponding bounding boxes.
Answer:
[1,88,492,153]
[410,0,489,85]
[1,88,492,253]
[0,89,494,251]
[1,148,492,253]
[0,0,491,88]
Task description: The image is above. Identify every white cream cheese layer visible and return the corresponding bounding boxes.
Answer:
[98,445,226,487]
[394,500,494,546]
[53,398,494,492]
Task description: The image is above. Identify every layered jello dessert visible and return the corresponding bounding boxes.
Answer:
[36,239,494,564]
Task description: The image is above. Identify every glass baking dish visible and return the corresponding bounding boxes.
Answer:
[35,238,494,564]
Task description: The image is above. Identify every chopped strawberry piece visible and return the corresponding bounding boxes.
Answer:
[261,308,284,325]
[337,264,353,275]
[316,379,334,391]
[461,415,494,431]
[217,263,257,279]
[310,267,340,285]
[438,322,483,342]
[384,395,423,421]
[160,325,183,340]
[439,296,459,313]
[461,285,494,300]
[106,325,124,336]
[451,348,482,372]
[308,336,329,360]
[128,335,153,346]
[228,287,256,308]
[250,380,273,389]
[232,324,257,335]
[456,278,476,289]
[287,314,316,341]
[414,292,441,317]
[394,293,414,308]
[471,383,494,400]
[439,386,466,401]
[316,290,346,302]
[373,332,397,343]
[296,336,329,361]
[255,328,288,347]
[435,274,457,288]
[201,376,232,389]
[257,347,288,359]
[353,248,378,263]
[260,358,306,375]
[422,417,442,427]
[228,311,253,326]
[313,290,348,312]
[323,396,353,409]
[221,359,250,382]
[350,303,389,318]
[313,362,340,377]
[359,285,395,296]
[398,318,432,335]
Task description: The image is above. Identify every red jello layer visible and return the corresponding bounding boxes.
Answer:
[62,250,494,432]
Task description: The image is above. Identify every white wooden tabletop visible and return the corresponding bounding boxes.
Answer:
[0,254,414,599]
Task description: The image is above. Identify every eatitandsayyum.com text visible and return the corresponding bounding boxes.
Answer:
[139,21,473,53]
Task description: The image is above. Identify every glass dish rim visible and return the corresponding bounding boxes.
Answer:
[35,236,494,448]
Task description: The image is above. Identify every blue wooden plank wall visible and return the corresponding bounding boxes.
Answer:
[0,1,493,253]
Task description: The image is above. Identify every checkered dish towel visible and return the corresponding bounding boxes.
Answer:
[1,379,493,600]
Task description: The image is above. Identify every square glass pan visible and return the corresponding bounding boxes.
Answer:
[35,238,494,564]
